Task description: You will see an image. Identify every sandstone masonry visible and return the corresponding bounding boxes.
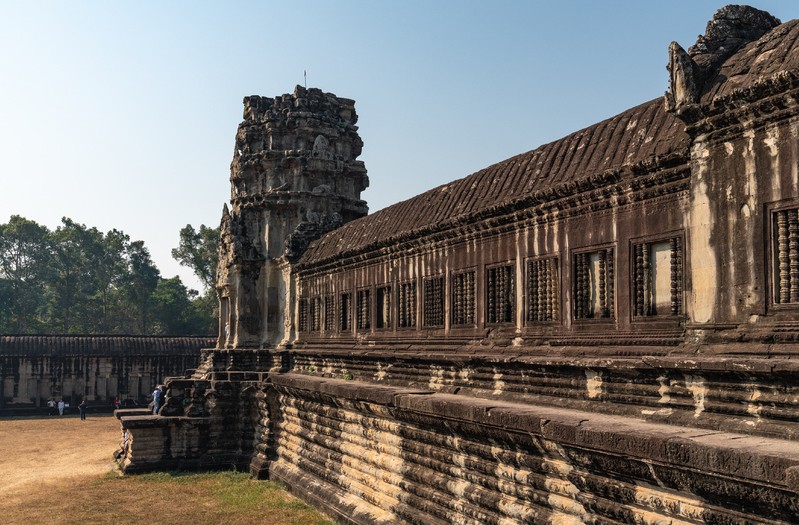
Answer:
[117,7,799,524]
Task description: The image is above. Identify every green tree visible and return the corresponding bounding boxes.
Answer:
[171,224,219,291]
[123,240,160,333]
[0,215,215,336]
[171,224,219,336]
[189,289,217,335]
[94,229,131,332]
[0,216,51,332]
[47,218,108,333]
[150,277,205,334]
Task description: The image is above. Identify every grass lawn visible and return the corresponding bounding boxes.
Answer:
[0,415,335,525]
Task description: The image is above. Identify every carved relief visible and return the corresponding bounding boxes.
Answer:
[665,42,701,112]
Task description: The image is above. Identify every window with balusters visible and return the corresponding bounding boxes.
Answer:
[340,293,352,331]
[324,295,335,331]
[632,237,683,317]
[573,248,615,319]
[298,298,309,332]
[527,257,559,323]
[398,280,417,328]
[451,270,476,326]
[376,285,391,329]
[357,288,371,330]
[423,277,445,327]
[773,207,799,305]
[309,296,322,331]
[486,264,515,324]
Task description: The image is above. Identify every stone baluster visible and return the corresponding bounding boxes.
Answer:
[538,260,546,322]
[508,266,515,323]
[549,258,558,321]
[599,250,607,318]
[527,261,539,321]
[790,209,799,303]
[459,274,466,325]
[467,272,475,324]
[409,283,416,327]
[670,238,682,315]
[642,243,651,316]
[606,248,614,318]
[778,210,790,303]
[577,254,585,318]
[487,269,496,323]
[634,244,644,317]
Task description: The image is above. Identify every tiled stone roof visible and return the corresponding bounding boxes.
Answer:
[298,97,689,267]
[703,19,799,102]
[0,335,215,356]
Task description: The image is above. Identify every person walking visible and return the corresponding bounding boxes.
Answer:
[152,387,161,415]
[79,400,87,420]
[57,399,65,416]
[47,399,56,416]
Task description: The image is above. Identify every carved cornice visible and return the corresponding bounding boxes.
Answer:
[232,191,368,212]
[678,71,799,142]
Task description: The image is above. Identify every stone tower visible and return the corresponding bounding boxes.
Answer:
[216,86,369,348]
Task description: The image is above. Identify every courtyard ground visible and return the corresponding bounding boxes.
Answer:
[0,414,334,525]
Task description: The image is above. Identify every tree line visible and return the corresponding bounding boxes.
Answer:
[0,216,219,336]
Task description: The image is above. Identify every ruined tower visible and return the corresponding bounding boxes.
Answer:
[216,86,369,348]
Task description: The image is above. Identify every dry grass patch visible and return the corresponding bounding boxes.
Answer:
[0,416,334,525]
[9,470,335,525]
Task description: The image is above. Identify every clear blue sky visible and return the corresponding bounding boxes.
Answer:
[0,1,793,290]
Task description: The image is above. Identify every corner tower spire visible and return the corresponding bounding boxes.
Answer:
[216,86,369,348]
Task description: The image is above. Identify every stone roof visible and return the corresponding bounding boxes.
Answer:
[703,18,799,102]
[0,335,215,356]
[297,97,689,268]
[297,13,799,269]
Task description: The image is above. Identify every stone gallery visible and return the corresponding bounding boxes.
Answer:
[0,335,212,411]
[116,6,799,524]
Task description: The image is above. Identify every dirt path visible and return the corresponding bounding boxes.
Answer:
[0,415,120,507]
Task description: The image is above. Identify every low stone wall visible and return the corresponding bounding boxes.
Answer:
[289,348,799,441]
[269,373,799,525]
[116,347,799,524]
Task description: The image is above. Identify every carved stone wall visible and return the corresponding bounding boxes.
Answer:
[116,7,799,523]
[268,373,799,525]
[115,348,275,472]
[0,336,211,412]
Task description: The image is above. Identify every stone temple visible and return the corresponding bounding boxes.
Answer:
[116,6,799,523]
